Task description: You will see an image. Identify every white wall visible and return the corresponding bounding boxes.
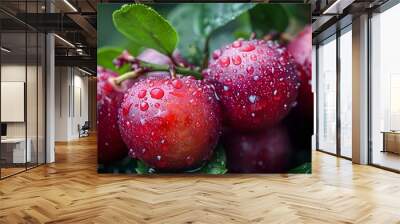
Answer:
[54,67,89,141]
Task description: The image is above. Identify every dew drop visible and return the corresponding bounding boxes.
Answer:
[248,95,257,104]
[172,79,183,89]
[122,104,132,116]
[157,155,161,160]
[219,56,230,67]
[246,66,254,75]
[140,102,149,111]
[212,49,222,60]
[223,86,229,91]
[273,90,278,96]
[251,113,255,117]
[232,40,242,48]
[138,89,146,99]
[241,44,255,52]
[232,55,242,65]
[150,88,164,99]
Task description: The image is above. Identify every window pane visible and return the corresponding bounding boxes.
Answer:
[371,4,400,171]
[318,37,337,154]
[340,29,352,158]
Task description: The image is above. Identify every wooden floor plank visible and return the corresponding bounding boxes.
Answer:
[1,134,400,223]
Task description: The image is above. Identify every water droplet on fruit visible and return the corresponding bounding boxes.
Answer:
[253,76,259,81]
[122,104,132,116]
[251,113,255,117]
[140,102,149,111]
[273,90,278,96]
[157,155,161,160]
[212,49,222,60]
[248,95,257,104]
[150,88,164,99]
[232,40,242,48]
[250,54,257,61]
[232,55,242,65]
[246,66,254,75]
[219,56,230,67]
[240,44,255,52]
[223,86,229,91]
[161,139,165,144]
[172,79,183,89]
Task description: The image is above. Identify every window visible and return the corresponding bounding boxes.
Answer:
[339,27,352,158]
[317,36,337,154]
[370,3,400,171]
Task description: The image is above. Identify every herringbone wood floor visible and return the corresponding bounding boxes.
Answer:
[1,134,400,224]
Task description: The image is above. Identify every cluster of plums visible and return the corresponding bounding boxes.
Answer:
[98,26,312,173]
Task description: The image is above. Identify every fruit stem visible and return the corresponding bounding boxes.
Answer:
[139,61,202,79]
[114,69,142,85]
[115,62,203,85]
[201,35,211,70]
[169,64,177,79]
[169,54,182,67]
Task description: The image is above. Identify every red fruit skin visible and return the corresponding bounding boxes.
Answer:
[223,125,291,173]
[97,67,134,164]
[118,76,222,171]
[288,26,313,121]
[205,40,300,132]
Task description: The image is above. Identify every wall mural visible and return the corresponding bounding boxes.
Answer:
[97,3,312,174]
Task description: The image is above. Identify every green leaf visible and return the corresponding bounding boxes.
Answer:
[289,162,311,174]
[283,4,311,36]
[199,145,228,174]
[208,12,252,54]
[249,4,289,37]
[135,160,155,174]
[113,4,179,55]
[97,47,131,74]
[97,3,142,56]
[168,3,255,65]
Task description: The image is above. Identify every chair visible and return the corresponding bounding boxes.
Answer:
[79,121,90,138]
